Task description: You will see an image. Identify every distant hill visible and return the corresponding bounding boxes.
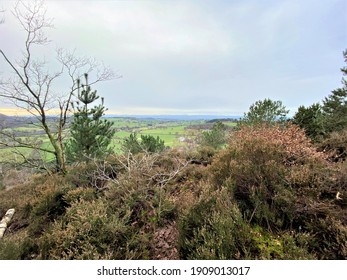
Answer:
[207,118,240,123]
[0,113,11,127]
[104,114,242,121]
[0,113,34,128]
[0,113,8,123]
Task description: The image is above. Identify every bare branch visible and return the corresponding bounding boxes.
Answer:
[0,1,118,174]
[0,129,55,154]
[12,149,52,174]
[56,48,119,128]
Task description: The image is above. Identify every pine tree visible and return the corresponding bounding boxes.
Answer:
[292,103,325,141]
[65,74,115,162]
[241,98,289,126]
[322,49,347,133]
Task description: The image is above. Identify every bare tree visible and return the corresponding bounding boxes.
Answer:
[0,1,116,174]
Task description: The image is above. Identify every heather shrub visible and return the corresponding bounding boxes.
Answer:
[66,157,121,189]
[187,146,217,166]
[211,123,321,186]
[104,152,184,228]
[39,198,150,259]
[211,125,296,228]
[0,236,23,260]
[0,231,40,260]
[250,227,313,259]
[178,188,253,259]
[63,187,97,204]
[0,173,73,238]
[318,129,347,162]
[27,184,71,236]
[0,167,34,191]
[178,187,313,259]
[304,217,347,259]
[210,123,347,259]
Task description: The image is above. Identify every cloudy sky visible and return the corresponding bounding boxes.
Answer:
[0,0,346,116]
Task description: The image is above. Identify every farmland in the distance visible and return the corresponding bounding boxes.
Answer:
[0,116,238,162]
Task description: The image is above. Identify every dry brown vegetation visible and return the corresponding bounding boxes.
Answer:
[0,124,346,259]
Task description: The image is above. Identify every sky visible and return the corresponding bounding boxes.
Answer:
[0,0,346,116]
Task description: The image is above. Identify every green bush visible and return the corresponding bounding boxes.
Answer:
[122,133,165,154]
[198,121,227,149]
[187,146,217,166]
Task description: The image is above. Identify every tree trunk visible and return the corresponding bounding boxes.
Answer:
[42,121,66,174]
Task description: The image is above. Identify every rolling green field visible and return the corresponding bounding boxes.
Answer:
[0,117,237,162]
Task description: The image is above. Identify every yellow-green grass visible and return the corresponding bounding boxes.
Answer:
[223,121,238,127]
[0,147,33,162]
[108,118,159,129]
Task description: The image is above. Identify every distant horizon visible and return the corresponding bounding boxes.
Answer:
[0,107,244,117]
[0,106,297,118]
[0,110,242,121]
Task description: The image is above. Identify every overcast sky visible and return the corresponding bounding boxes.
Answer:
[1,0,346,116]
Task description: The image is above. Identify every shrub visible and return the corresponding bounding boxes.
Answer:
[178,187,246,259]
[304,217,347,259]
[198,121,227,149]
[210,123,347,259]
[178,187,313,259]
[0,231,40,260]
[65,155,122,190]
[0,238,22,260]
[122,133,165,154]
[318,129,347,162]
[27,185,71,236]
[39,198,150,259]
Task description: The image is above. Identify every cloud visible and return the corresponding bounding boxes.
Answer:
[46,1,235,57]
[1,0,346,115]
